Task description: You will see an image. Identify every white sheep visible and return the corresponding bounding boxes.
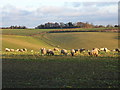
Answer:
[104,48,110,52]
[19,49,24,52]
[100,48,110,52]
[10,49,15,52]
[115,48,120,52]
[46,49,52,55]
[31,50,34,52]
[15,49,20,52]
[40,48,46,55]
[99,48,105,51]
[23,48,27,52]
[61,49,68,55]
[54,48,59,51]
[88,48,99,57]
[71,49,75,56]
[5,48,10,52]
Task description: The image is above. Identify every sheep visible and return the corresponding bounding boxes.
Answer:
[100,48,110,52]
[88,48,99,57]
[40,48,46,55]
[99,48,105,51]
[49,51,54,56]
[15,49,27,52]
[115,48,120,52]
[74,49,80,53]
[54,48,59,51]
[61,49,68,55]
[5,48,10,52]
[31,50,34,52]
[15,49,20,52]
[80,48,86,53]
[10,49,15,52]
[6,48,27,52]
[23,48,27,52]
[70,49,75,56]
[46,49,52,55]
[104,48,110,52]
[112,49,116,52]
[46,49,55,56]
[19,49,24,52]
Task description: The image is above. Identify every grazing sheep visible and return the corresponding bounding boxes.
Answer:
[46,49,55,56]
[71,49,75,56]
[100,48,110,52]
[112,49,116,52]
[40,48,46,55]
[46,49,52,55]
[15,49,20,52]
[23,48,27,52]
[31,50,34,52]
[61,49,68,55]
[99,48,105,51]
[115,48,120,52]
[54,48,59,51]
[49,51,54,55]
[10,49,15,52]
[19,49,24,52]
[104,48,110,52]
[88,48,99,57]
[80,48,85,53]
[74,49,80,53]
[5,48,10,52]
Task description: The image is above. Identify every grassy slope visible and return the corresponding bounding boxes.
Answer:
[2,29,119,51]
[2,29,58,51]
[2,35,53,51]
[42,32,119,50]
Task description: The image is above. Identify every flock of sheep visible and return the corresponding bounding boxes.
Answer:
[5,47,120,57]
[5,48,27,52]
[40,47,120,57]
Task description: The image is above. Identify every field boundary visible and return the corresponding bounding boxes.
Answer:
[47,29,119,33]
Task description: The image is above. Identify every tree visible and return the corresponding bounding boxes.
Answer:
[68,22,73,27]
[114,25,118,27]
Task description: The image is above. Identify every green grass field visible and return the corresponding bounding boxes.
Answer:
[42,32,119,49]
[2,29,119,51]
[2,52,119,88]
[2,35,53,51]
[1,28,120,88]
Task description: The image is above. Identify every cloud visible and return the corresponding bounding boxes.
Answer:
[66,2,118,7]
[1,2,118,28]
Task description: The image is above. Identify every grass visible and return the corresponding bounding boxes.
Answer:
[1,27,118,35]
[2,31,118,51]
[2,52,119,88]
[2,35,54,51]
[1,28,120,88]
[2,28,119,50]
[42,32,119,49]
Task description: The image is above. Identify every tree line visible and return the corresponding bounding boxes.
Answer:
[1,21,119,29]
[1,25,27,29]
[35,22,118,29]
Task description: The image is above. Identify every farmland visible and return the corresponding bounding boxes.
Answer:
[1,28,119,50]
[1,28,120,88]
[2,54,119,88]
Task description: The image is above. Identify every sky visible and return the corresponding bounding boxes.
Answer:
[0,0,119,28]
